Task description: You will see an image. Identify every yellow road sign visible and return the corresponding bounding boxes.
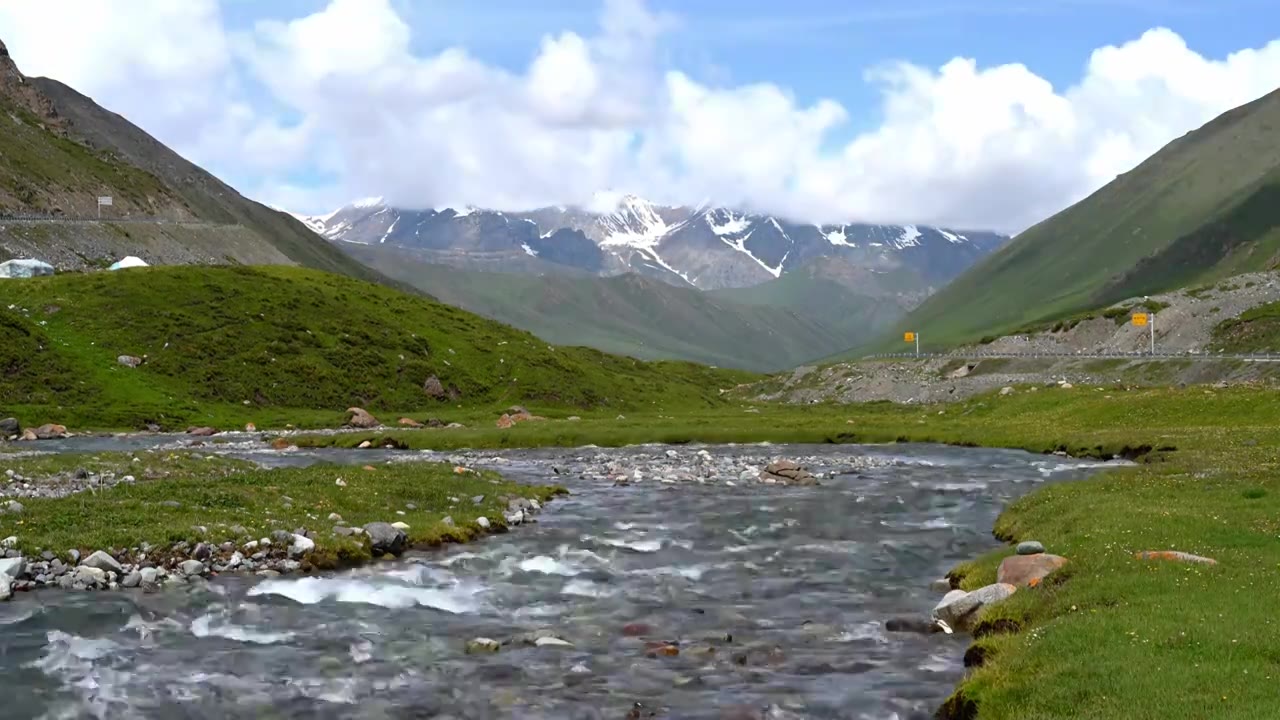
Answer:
[904,332,916,342]
[1132,313,1148,327]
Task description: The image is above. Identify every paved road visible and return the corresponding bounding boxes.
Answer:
[863,351,1280,362]
[0,215,234,228]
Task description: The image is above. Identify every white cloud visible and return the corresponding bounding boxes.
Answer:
[2,1,1279,233]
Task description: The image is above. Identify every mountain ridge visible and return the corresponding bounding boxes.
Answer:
[298,194,1007,292]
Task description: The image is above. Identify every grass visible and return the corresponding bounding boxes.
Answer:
[887,88,1280,350]
[0,265,754,429]
[271,384,1280,720]
[1212,299,1280,352]
[0,450,563,562]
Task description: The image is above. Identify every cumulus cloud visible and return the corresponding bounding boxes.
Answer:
[2,1,1279,232]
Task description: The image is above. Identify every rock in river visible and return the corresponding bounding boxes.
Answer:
[363,522,407,556]
[345,407,380,429]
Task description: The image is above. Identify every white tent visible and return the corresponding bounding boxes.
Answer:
[0,258,54,279]
[109,256,149,271]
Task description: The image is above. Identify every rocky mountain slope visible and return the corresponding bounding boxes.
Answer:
[343,243,910,371]
[0,37,382,282]
[299,195,1007,291]
[897,86,1280,348]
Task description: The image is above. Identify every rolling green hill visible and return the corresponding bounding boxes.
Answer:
[344,244,916,371]
[894,86,1280,350]
[0,265,752,429]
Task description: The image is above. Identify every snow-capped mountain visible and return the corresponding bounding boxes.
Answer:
[294,195,1007,291]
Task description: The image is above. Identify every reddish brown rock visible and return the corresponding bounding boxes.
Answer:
[622,623,653,637]
[1134,550,1217,566]
[398,417,424,428]
[997,553,1068,587]
[644,642,679,658]
[271,437,293,450]
[496,414,515,429]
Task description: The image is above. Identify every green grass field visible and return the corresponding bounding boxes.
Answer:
[0,265,754,429]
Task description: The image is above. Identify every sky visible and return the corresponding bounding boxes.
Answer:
[2,0,1279,233]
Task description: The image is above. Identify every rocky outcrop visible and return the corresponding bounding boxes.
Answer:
[345,407,380,429]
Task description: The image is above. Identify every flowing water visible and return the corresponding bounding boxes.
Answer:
[0,440,1114,719]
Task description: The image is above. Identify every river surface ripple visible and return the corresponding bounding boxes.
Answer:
[0,441,1115,719]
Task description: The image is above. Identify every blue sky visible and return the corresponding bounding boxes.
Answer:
[4,0,1279,229]
[221,0,1279,140]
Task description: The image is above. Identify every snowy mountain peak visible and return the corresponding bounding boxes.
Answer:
[352,196,385,209]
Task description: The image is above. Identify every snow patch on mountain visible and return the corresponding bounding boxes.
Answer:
[522,242,538,257]
[939,230,967,244]
[823,226,856,247]
[893,225,922,249]
[707,211,751,236]
[379,217,398,244]
[353,196,385,209]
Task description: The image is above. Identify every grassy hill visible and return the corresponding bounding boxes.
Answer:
[894,87,1280,350]
[343,244,907,371]
[0,265,753,429]
[0,37,384,284]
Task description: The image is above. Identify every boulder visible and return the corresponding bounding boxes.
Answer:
[74,566,107,588]
[186,426,217,437]
[121,571,142,588]
[81,550,123,574]
[19,429,37,442]
[345,407,379,429]
[0,575,11,601]
[423,375,447,399]
[288,534,315,559]
[949,364,975,379]
[1000,386,1015,396]
[1016,541,1045,555]
[179,559,206,576]
[0,417,18,436]
[398,417,424,428]
[466,638,500,654]
[362,522,407,556]
[33,423,68,439]
[117,355,143,368]
[998,553,1068,587]
[759,460,819,486]
[496,414,515,430]
[0,556,25,579]
[933,583,1017,631]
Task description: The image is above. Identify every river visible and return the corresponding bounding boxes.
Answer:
[0,439,1114,719]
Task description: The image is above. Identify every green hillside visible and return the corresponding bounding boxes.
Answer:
[896,87,1280,349]
[0,265,752,429]
[344,244,898,371]
[710,260,919,353]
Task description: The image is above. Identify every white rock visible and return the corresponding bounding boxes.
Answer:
[0,556,25,579]
[288,534,316,558]
[139,567,160,586]
[933,583,1017,630]
[179,559,206,576]
[0,537,17,548]
[929,577,953,593]
[476,516,491,529]
[82,550,123,574]
[390,521,410,531]
[534,636,574,648]
[335,478,347,487]
[327,513,343,522]
[0,575,11,601]
[243,540,259,551]
[75,566,107,587]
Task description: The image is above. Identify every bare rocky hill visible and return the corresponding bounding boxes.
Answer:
[758,270,1280,404]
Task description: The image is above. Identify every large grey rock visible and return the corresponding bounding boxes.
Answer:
[3,500,23,515]
[288,534,315,559]
[82,550,123,574]
[0,575,11,601]
[121,571,142,588]
[74,566,107,588]
[363,522,407,556]
[0,418,18,436]
[139,567,160,588]
[933,583,1017,631]
[0,556,24,579]
[179,560,206,576]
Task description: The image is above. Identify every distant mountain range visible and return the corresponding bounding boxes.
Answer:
[294,195,1008,291]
